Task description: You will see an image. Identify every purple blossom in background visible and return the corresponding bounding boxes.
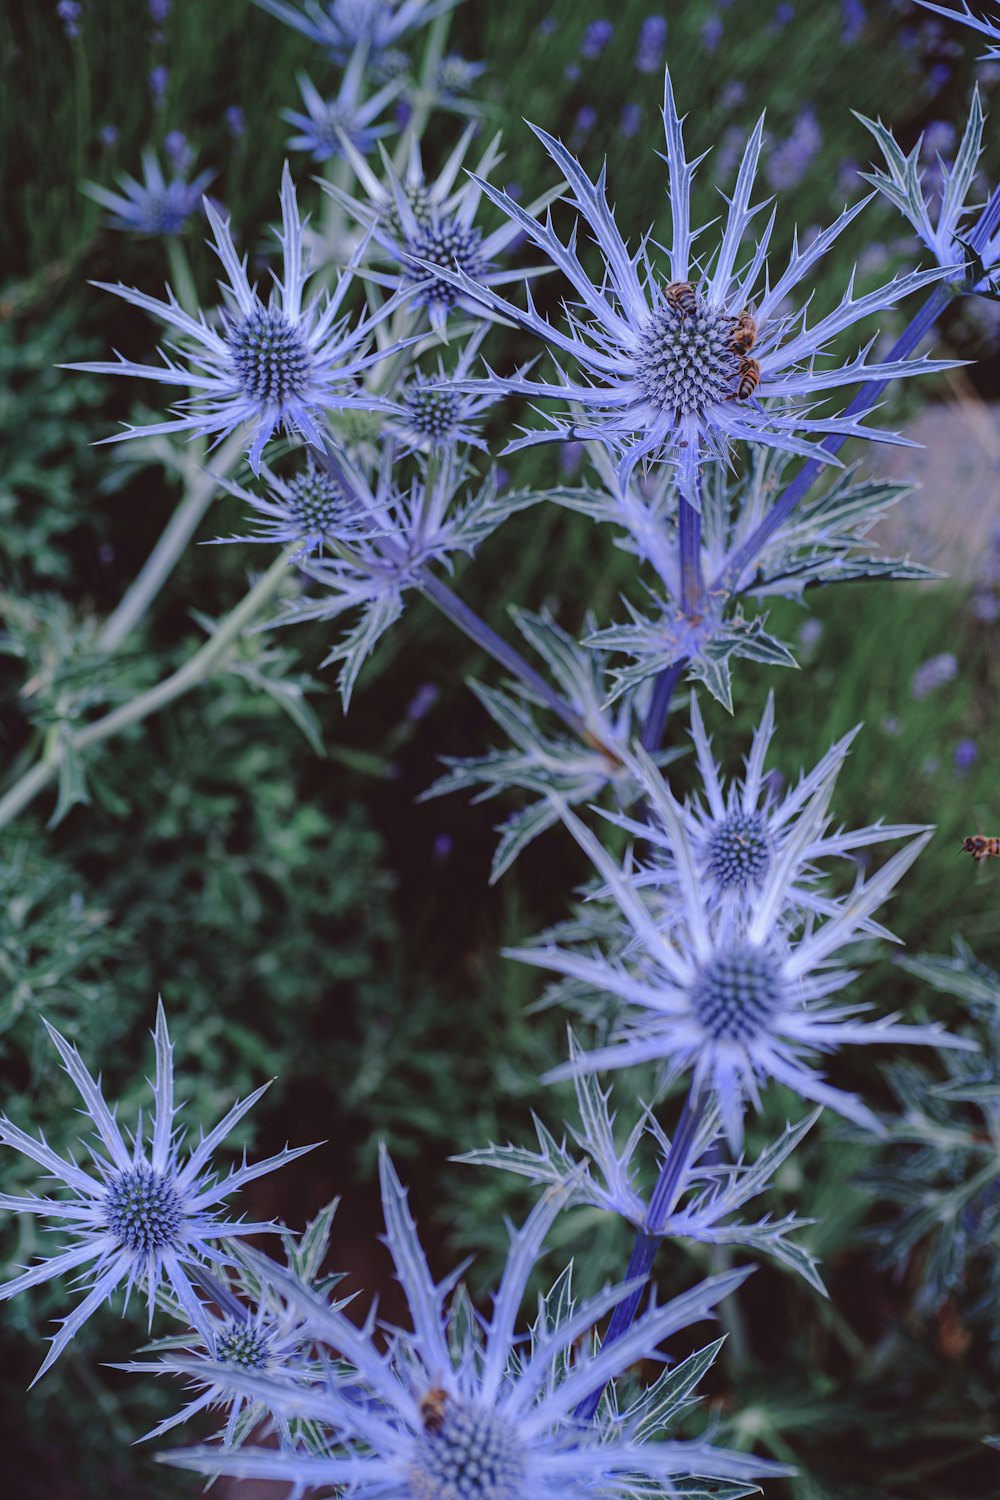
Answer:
[772,2,795,28]
[565,62,581,81]
[841,0,866,43]
[971,589,1000,623]
[702,14,723,50]
[164,129,191,173]
[539,15,557,35]
[636,15,667,73]
[559,439,584,478]
[720,79,747,109]
[149,65,168,108]
[99,124,118,149]
[837,157,859,197]
[929,61,952,90]
[911,652,958,700]
[225,105,245,138]
[620,101,642,138]
[955,738,979,774]
[406,683,440,722]
[148,0,170,21]
[57,1,81,38]
[574,105,598,139]
[766,106,822,191]
[581,19,613,58]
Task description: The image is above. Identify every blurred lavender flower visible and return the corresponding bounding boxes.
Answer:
[149,0,170,20]
[635,16,667,73]
[99,124,118,149]
[150,64,169,108]
[911,650,959,698]
[955,736,979,771]
[702,14,723,50]
[57,1,82,39]
[619,102,642,139]
[772,2,795,27]
[518,740,972,1147]
[581,19,613,58]
[283,51,400,162]
[81,146,213,236]
[225,105,245,138]
[0,1003,314,1383]
[766,107,822,192]
[431,69,957,497]
[252,0,458,63]
[859,88,997,286]
[574,105,598,140]
[325,126,558,334]
[164,129,192,173]
[720,79,747,109]
[841,0,867,41]
[67,165,412,473]
[918,2,1000,58]
[165,1150,786,1494]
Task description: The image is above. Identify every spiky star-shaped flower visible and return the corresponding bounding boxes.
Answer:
[166,1148,789,1495]
[252,0,458,64]
[0,1002,316,1383]
[82,146,214,237]
[431,69,957,494]
[67,165,410,473]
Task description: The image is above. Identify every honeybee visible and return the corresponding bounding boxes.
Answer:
[665,281,697,318]
[960,835,1000,864]
[419,1387,449,1433]
[728,307,758,355]
[734,356,761,400]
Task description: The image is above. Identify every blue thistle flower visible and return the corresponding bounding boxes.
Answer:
[917,2,1000,58]
[605,692,928,917]
[66,164,411,473]
[389,326,501,453]
[427,69,958,496]
[210,452,375,557]
[282,49,401,163]
[434,52,487,104]
[326,127,558,335]
[252,0,458,63]
[82,146,214,236]
[0,1002,316,1383]
[518,742,975,1147]
[163,1149,790,1493]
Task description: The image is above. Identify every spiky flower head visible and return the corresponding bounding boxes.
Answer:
[66,164,411,473]
[283,50,400,163]
[82,146,214,236]
[518,743,974,1148]
[165,1149,789,1495]
[211,453,371,557]
[324,127,556,334]
[0,1002,316,1382]
[389,326,500,452]
[429,68,957,495]
[252,0,459,63]
[606,692,929,916]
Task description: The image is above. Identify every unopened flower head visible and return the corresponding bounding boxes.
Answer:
[82,146,214,236]
[252,0,458,63]
[521,744,974,1147]
[0,1002,315,1382]
[164,1149,788,1495]
[67,164,411,473]
[429,68,957,495]
[283,50,400,163]
[325,127,554,333]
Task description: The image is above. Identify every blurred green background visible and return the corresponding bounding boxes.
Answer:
[2,1,1000,1496]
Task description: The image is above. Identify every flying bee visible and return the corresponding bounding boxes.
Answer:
[728,307,758,355]
[419,1388,449,1433]
[734,356,761,401]
[664,281,697,318]
[960,835,1000,864]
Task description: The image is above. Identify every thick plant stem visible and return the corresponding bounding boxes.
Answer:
[0,550,294,832]
[678,473,704,617]
[98,431,245,653]
[575,1083,705,1422]
[640,658,685,752]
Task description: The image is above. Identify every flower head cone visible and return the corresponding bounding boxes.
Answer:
[66,164,412,473]
[210,451,378,559]
[522,747,975,1149]
[166,1148,790,1494]
[82,145,214,237]
[606,692,930,919]
[427,68,960,495]
[0,1001,317,1382]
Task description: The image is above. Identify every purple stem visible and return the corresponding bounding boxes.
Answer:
[679,473,704,616]
[575,1082,705,1422]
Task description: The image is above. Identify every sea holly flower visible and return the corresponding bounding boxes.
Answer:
[325,126,559,333]
[388,325,501,453]
[917,1,1000,58]
[67,165,412,473]
[602,691,929,919]
[165,1149,789,1493]
[210,452,376,558]
[282,48,401,163]
[281,445,537,704]
[427,68,958,495]
[0,1002,316,1383]
[515,743,974,1148]
[858,87,999,289]
[252,0,459,63]
[82,146,214,236]
[117,1202,342,1445]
